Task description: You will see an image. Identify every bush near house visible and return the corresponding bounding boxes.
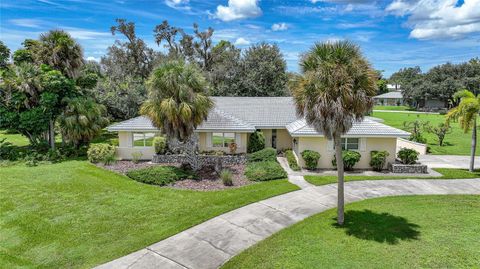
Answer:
[332,150,361,171]
[87,143,116,164]
[370,150,389,171]
[247,131,265,153]
[245,161,287,181]
[397,148,419,164]
[126,166,197,186]
[285,150,300,171]
[247,147,277,162]
[301,150,321,170]
[153,136,167,154]
[220,169,233,186]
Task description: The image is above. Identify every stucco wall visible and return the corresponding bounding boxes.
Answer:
[259,129,292,150]
[296,136,397,169]
[396,138,427,155]
[116,147,155,160]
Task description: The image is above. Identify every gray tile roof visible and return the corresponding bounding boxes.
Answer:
[107,109,255,132]
[286,118,410,137]
[374,91,403,99]
[108,97,409,138]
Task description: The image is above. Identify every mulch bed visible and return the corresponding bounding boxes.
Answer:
[96,161,251,191]
[171,164,252,191]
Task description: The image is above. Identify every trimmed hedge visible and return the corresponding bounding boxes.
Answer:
[153,136,167,154]
[397,148,419,164]
[87,143,116,164]
[332,150,361,171]
[301,150,321,170]
[285,150,300,171]
[247,148,277,162]
[370,150,389,171]
[126,166,197,186]
[244,161,287,181]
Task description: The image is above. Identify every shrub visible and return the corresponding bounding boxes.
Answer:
[285,150,300,171]
[244,161,287,181]
[332,150,361,171]
[247,131,265,153]
[397,148,419,164]
[153,136,167,154]
[370,150,389,171]
[247,148,276,162]
[131,151,143,164]
[0,138,19,161]
[87,143,116,164]
[301,150,321,170]
[126,166,197,186]
[220,169,233,186]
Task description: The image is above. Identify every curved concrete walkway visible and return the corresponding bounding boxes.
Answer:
[95,178,480,269]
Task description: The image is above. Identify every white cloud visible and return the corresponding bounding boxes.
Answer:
[165,0,190,11]
[9,19,43,28]
[386,0,480,39]
[214,0,262,21]
[86,56,99,62]
[271,22,289,31]
[234,37,251,46]
[63,27,112,40]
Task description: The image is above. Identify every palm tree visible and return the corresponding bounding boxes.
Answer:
[446,90,480,171]
[140,60,213,170]
[292,41,377,225]
[58,97,109,148]
[38,30,84,79]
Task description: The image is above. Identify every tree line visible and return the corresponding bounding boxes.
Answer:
[389,59,480,109]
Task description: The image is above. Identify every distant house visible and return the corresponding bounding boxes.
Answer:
[374,84,404,106]
[108,97,411,169]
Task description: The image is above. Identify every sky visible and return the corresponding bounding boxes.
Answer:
[1,0,479,77]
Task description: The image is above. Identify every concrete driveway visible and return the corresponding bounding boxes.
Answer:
[418,155,480,169]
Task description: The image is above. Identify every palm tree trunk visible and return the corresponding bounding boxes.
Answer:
[470,122,476,172]
[334,135,345,225]
[49,119,55,150]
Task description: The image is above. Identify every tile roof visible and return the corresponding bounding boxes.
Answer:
[374,91,403,99]
[108,97,409,138]
[286,118,410,137]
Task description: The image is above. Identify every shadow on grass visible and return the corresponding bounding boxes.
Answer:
[333,209,420,244]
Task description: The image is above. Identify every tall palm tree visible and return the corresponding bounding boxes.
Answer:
[446,90,480,171]
[292,41,377,225]
[140,60,213,170]
[38,30,84,79]
[58,97,109,148]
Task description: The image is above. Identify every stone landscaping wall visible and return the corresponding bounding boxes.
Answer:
[389,162,428,173]
[152,154,247,166]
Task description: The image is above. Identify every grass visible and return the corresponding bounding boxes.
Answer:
[0,130,31,147]
[373,105,412,111]
[223,195,480,268]
[0,161,299,268]
[372,111,479,155]
[304,168,480,186]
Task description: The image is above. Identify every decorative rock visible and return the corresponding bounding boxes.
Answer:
[152,154,247,167]
[388,162,428,173]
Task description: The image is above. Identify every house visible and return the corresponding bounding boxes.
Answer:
[373,84,404,106]
[107,97,411,169]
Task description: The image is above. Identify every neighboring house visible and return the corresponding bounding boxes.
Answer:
[373,91,404,106]
[107,97,411,169]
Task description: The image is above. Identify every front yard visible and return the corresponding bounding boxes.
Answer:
[223,195,480,268]
[0,161,298,268]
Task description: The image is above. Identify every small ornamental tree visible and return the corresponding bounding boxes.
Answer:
[247,131,265,153]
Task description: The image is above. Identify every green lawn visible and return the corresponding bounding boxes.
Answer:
[305,168,480,186]
[372,111,479,155]
[0,130,30,147]
[0,161,299,268]
[223,195,480,268]
[373,105,411,111]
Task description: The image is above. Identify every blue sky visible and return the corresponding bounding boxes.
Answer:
[1,0,479,76]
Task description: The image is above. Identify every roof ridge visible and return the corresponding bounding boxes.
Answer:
[213,108,255,129]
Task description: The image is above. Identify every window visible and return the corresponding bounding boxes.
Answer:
[133,133,157,147]
[212,132,235,147]
[341,138,359,150]
[272,129,277,148]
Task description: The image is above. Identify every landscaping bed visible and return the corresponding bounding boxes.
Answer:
[172,165,251,191]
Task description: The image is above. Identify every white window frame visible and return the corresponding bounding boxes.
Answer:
[212,132,236,148]
[132,132,157,147]
[341,138,359,151]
